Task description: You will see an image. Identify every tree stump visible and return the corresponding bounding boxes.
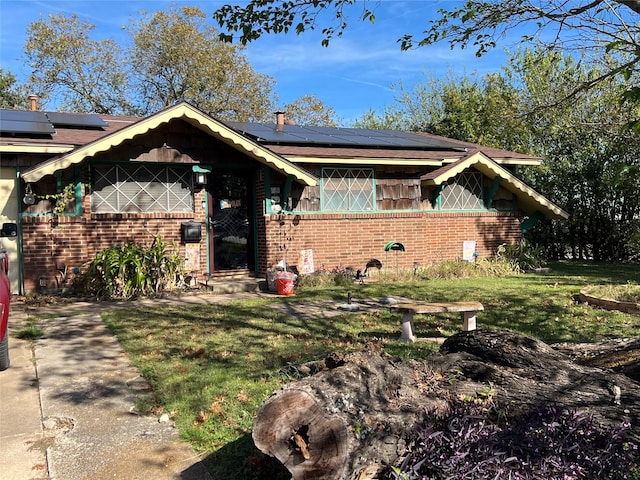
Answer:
[253,388,350,479]
[253,331,640,480]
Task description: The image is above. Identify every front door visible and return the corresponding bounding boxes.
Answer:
[208,172,253,273]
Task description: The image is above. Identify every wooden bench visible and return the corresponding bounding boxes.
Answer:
[389,301,484,342]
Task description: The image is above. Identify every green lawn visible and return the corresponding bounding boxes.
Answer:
[99,261,640,479]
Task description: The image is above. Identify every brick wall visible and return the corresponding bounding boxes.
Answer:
[260,211,522,273]
[21,188,208,292]
[21,190,521,291]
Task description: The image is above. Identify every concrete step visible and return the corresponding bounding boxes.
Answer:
[200,278,263,294]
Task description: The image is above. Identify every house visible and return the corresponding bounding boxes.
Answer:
[0,101,568,294]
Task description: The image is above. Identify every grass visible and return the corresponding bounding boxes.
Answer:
[96,260,640,479]
[583,283,640,303]
[15,319,45,340]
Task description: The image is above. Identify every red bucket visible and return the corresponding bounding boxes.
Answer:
[276,271,296,296]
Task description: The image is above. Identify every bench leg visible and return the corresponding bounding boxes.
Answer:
[463,311,477,331]
[400,312,416,342]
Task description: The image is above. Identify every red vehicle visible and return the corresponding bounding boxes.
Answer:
[0,249,10,370]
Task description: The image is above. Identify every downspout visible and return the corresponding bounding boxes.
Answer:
[15,169,24,295]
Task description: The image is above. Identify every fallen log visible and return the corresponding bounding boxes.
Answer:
[253,330,640,480]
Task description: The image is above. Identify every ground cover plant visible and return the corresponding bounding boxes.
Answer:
[391,401,637,480]
[97,261,640,479]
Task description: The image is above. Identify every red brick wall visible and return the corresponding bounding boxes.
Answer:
[21,187,522,291]
[21,187,208,292]
[260,211,522,273]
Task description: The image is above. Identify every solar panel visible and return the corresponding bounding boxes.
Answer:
[228,122,465,150]
[46,111,108,128]
[0,110,55,135]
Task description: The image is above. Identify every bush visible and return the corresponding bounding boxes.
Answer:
[496,240,547,271]
[418,259,520,279]
[77,236,183,300]
[390,401,638,480]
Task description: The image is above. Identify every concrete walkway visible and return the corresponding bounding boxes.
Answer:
[1,293,267,480]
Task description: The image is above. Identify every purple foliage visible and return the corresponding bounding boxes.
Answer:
[391,402,639,480]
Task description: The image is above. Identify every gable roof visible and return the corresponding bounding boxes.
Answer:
[421,151,569,220]
[228,122,542,167]
[11,102,566,221]
[20,102,319,186]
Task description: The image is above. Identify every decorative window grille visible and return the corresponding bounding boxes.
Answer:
[322,168,374,211]
[91,165,194,213]
[440,172,484,210]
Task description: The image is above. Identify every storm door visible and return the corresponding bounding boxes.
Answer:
[208,172,254,273]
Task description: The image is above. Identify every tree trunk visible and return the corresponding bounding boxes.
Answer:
[252,330,640,480]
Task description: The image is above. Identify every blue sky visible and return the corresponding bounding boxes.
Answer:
[0,0,510,123]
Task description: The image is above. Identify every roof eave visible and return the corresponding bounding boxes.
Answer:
[284,155,443,166]
[0,144,74,154]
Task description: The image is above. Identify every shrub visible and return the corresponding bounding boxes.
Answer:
[390,401,638,480]
[418,259,520,279]
[497,240,547,271]
[77,236,183,300]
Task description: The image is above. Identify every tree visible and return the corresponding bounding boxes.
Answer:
[214,0,640,108]
[351,105,406,130]
[353,73,530,153]
[400,74,527,152]
[252,330,640,479]
[25,13,131,114]
[128,6,277,120]
[214,0,377,47]
[282,94,340,126]
[0,69,30,109]
[502,49,640,261]
[22,8,277,120]
[355,48,640,262]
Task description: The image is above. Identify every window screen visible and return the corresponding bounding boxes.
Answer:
[322,168,374,211]
[440,172,484,210]
[92,165,194,213]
